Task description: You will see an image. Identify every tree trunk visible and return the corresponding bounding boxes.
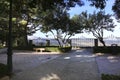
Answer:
[24,32,28,46]
[56,38,62,47]
[23,24,28,46]
[99,38,106,46]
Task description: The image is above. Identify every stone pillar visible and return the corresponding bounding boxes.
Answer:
[94,39,98,47]
[46,40,50,46]
[28,40,33,46]
[69,39,72,47]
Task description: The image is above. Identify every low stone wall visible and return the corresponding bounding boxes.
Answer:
[0,48,7,54]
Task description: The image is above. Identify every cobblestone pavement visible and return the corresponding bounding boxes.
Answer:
[0,50,61,73]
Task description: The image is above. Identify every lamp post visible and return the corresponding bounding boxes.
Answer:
[7,0,13,74]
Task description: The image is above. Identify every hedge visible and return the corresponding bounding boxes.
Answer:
[101,74,120,80]
[13,46,72,53]
[93,46,120,55]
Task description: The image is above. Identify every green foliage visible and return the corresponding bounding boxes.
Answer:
[79,11,115,46]
[112,0,120,19]
[0,44,4,49]
[40,6,84,47]
[59,46,72,52]
[13,46,71,53]
[0,0,110,47]
[0,63,8,78]
[88,0,107,9]
[0,0,85,48]
[101,74,120,80]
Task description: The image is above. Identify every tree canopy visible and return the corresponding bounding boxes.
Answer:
[0,0,119,75]
[112,0,120,20]
[88,0,107,9]
[0,0,85,46]
[39,6,84,46]
[0,0,119,46]
[79,11,115,46]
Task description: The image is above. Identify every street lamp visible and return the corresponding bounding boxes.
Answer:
[7,0,13,74]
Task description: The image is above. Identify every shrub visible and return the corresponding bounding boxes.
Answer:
[14,45,72,52]
[101,74,120,80]
[0,45,4,49]
[0,63,8,78]
[59,46,72,52]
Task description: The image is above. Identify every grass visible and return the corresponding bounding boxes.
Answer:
[45,46,72,53]
[45,47,61,52]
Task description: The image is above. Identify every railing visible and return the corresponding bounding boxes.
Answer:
[71,37,120,47]
[71,38,94,47]
[30,35,120,48]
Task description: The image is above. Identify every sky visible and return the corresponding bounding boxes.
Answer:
[29,0,120,39]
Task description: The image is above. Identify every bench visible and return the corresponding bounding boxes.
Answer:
[33,48,45,52]
[111,44,117,46]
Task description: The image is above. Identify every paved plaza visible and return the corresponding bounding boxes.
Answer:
[96,53,120,75]
[11,49,101,80]
[0,48,120,80]
[0,50,60,73]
